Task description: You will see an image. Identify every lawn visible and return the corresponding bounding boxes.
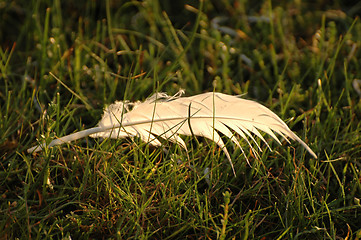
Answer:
[1,0,361,239]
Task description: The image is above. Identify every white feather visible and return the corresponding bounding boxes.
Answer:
[27,91,317,174]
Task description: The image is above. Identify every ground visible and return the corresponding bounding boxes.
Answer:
[1,0,361,239]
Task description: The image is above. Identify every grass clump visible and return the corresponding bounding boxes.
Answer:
[1,0,361,239]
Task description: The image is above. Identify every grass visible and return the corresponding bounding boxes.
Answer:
[1,0,361,239]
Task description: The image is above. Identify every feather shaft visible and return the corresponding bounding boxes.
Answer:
[27,127,101,153]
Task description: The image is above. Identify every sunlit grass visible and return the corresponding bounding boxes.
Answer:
[1,0,361,239]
